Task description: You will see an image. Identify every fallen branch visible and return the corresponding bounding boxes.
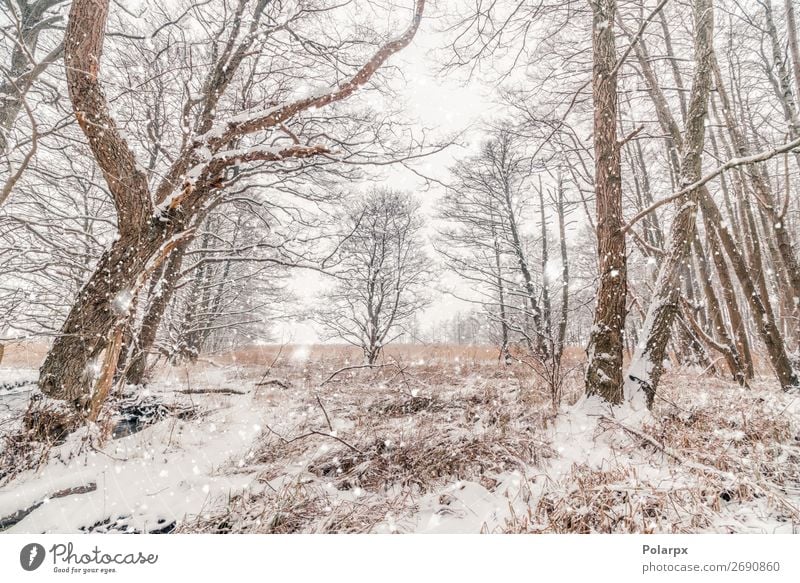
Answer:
[320,361,402,386]
[0,483,97,531]
[255,379,290,389]
[177,388,248,395]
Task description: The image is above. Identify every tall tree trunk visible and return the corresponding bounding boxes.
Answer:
[538,180,552,348]
[763,0,800,144]
[585,0,627,405]
[702,207,754,379]
[39,0,160,403]
[698,188,799,389]
[625,0,714,407]
[784,0,800,106]
[502,178,547,357]
[556,176,570,363]
[491,222,511,364]
[692,236,745,383]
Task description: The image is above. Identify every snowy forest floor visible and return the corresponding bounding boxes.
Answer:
[1,344,799,534]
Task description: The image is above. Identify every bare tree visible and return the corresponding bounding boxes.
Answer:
[315,188,430,364]
[38,0,427,409]
[438,129,549,357]
[625,0,715,406]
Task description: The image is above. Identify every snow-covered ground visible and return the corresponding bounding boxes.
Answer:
[1,352,799,534]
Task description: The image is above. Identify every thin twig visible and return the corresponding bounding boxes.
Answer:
[320,361,402,386]
[264,423,362,454]
[315,393,334,432]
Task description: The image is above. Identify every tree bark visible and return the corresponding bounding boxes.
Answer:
[625,0,714,407]
[692,236,745,383]
[125,244,188,384]
[585,0,627,405]
[556,176,570,363]
[491,221,511,364]
[39,228,181,403]
[698,188,799,389]
[538,180,552,348]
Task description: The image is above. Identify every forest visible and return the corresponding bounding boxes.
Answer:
[0,0,800,534]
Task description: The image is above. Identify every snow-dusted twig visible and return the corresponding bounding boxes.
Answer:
[315,394,334,433]
[319,361,403,387]
[263,423,362,455]
[622,135,800,233]
[177,388,248,395]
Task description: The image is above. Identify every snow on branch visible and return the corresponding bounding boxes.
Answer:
[622,135,800,233]
[207,0,426,145]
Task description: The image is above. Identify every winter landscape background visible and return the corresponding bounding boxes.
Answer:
[1,0,800,534]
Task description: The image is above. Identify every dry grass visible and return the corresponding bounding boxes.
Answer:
[214,343,508,367]
[181,362,800,533]
[503,376,800,533]
[181,355,558,533]
[190,480,414,534]
[0,429,48,486]
[0,342,48,368]
[3,341,798,533]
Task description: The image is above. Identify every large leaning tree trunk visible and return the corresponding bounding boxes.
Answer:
[624,0,714,407]
[39,0,427,407]
[38,0,165,405]
[584,0,627,405]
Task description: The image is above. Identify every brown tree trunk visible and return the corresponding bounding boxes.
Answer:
[692,236,745,383]
[39,229,177,403]
[556,176,570,363]
[701,206,754,379]
[625,0,714,406]
[585,0,627,405]
[538,180,552,347]
[491,222,511,364]
[698,188,799,389]
[39,0,158,403]
[125,244,188,384]
[502,178,547,357]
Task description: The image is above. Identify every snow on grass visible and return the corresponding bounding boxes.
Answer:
[1,355,799,534]
[0,373,269,533]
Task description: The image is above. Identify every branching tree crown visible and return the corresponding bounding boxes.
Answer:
[316,188,431,363]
